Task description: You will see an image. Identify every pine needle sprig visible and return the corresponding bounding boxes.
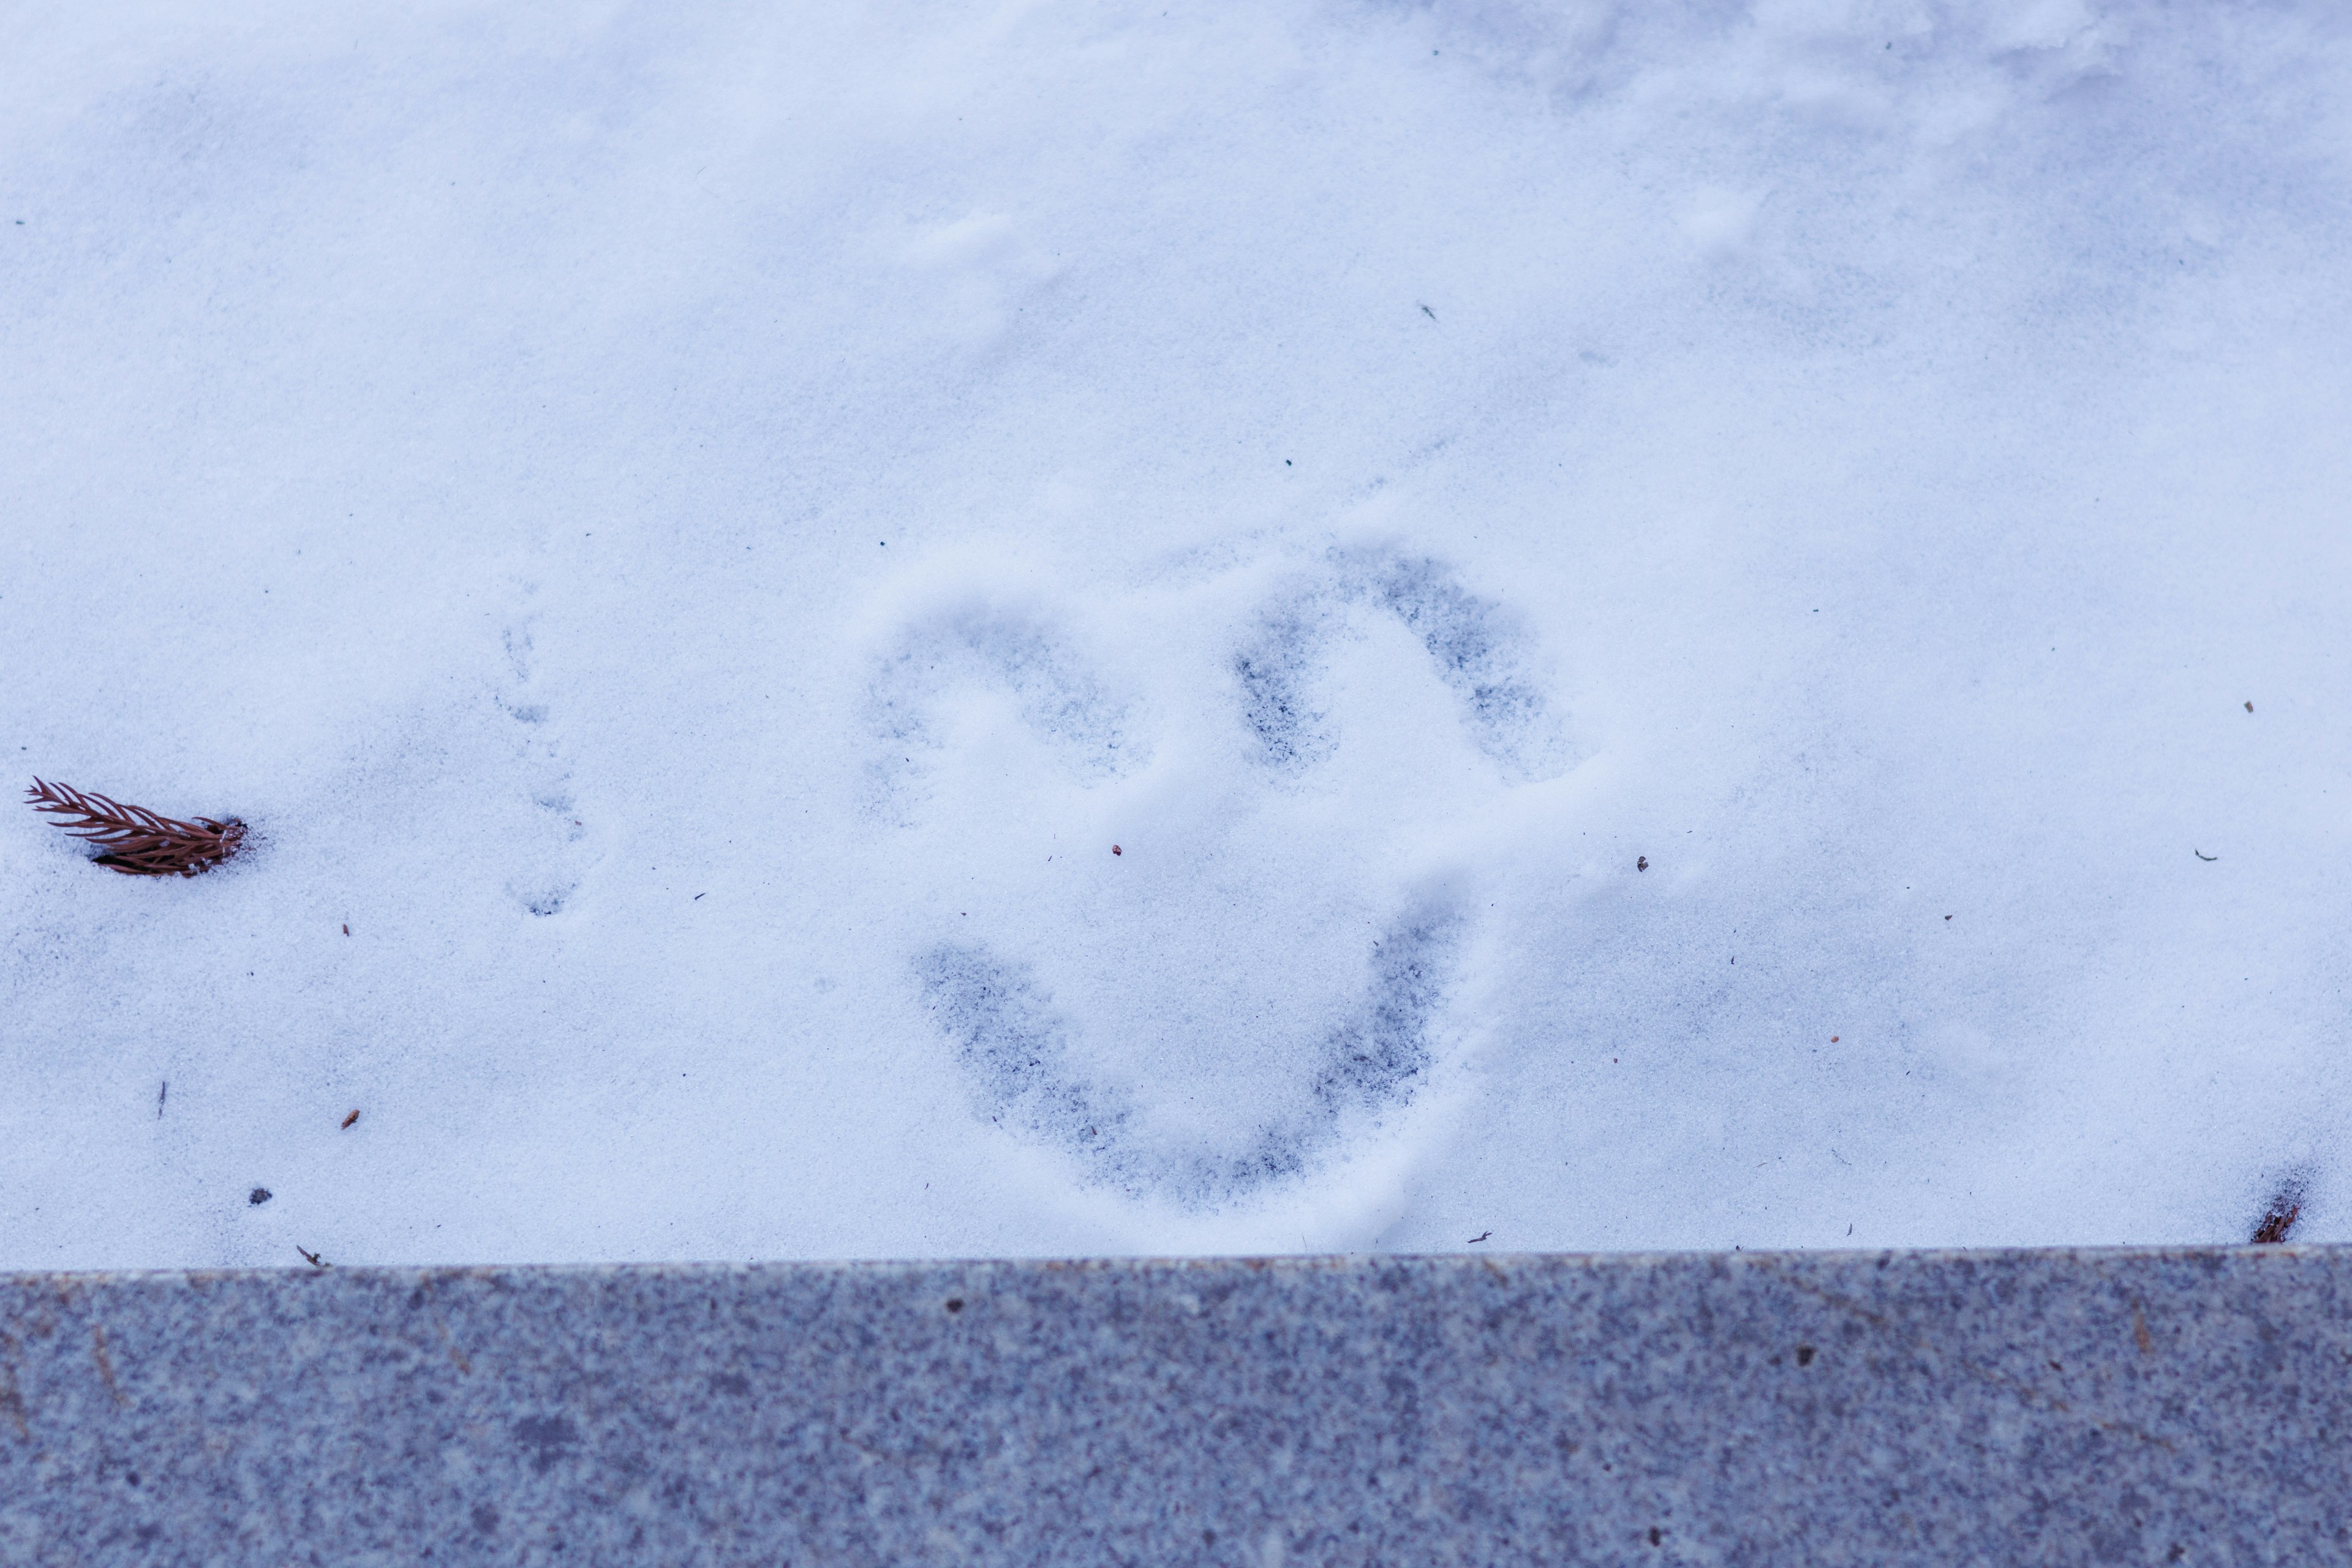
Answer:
[25,778,246,877]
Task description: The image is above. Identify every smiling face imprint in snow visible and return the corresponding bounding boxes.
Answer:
[870,543,1570,1208]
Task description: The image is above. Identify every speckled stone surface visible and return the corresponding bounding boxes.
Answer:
[0,1249,2346,1565]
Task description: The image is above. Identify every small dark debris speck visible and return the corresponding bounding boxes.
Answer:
[1636,856,1648,872]
[340,1109,360,1130]
[1112,845,1122,856]
[249,1188,272,1205]
[945,1298,965,1313]
[1795,1344,1817,1366]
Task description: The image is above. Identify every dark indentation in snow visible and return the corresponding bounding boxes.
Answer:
[915,944,1131,1150]
[1235,547,1569,782]
[869,605,1143,817]
[914,902,1461,1205]
[502,627,533,678]
[1308,907,1455,1120]
[500,613,590,912]
[1373,554,1553,759]
[1234,600,1340,775]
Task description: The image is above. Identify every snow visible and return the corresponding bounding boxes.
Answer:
[3,1,2349,1268]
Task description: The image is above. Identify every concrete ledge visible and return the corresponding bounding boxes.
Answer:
[0,1248,2343,1564]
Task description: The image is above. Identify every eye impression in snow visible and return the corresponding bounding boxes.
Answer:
[876,544,1570,1208]
[865,601,1147,823]
[1234,545,1570,784]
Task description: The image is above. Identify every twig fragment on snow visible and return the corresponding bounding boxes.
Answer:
[24,778,244,876]
[2252,1180,2305,1245]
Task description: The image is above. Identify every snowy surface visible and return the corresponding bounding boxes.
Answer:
[3,1,2349,1269]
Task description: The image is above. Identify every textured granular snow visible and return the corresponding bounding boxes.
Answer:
[2,0,2348,1266]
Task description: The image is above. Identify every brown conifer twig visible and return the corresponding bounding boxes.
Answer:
[24,778,246,877]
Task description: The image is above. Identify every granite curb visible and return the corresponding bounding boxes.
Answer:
[0,1247,2342,1564]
